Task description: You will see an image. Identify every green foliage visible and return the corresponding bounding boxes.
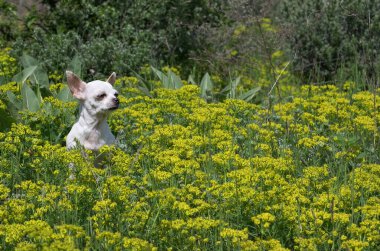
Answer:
[12,0,225,78]
[20,82,40,112]
[0,0,18,45]
[0,78,380,250]
[8,54,50,112]
[199,72,213,100]
[0,47,18,84]
[151,66,183,90]
[1,52,380,250]
[279,0,380,82]
[147,66,262,102]
[1,54,77,142]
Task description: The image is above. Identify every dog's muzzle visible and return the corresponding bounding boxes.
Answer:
[109,98,119,110]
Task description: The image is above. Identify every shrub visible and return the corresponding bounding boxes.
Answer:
[0,0,18,46]
[278,0,380,82]
[12,0,225,78]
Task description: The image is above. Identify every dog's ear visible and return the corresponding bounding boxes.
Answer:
[66,71,86,100]
[106,72,116,85]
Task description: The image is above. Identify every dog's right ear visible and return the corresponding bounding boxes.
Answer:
[66,71,86,100]
[106,72,116,85]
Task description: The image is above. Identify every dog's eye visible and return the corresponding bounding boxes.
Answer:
[96,93,107,99]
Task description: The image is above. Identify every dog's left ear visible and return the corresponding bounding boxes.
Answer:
[106,72,116,85]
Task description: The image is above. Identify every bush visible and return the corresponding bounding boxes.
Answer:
[12,0,225,78]
[278,0,380,82]
[0,0,18,46]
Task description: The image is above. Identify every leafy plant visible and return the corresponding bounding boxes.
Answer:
[0,0,18,45]
[200,72,213,100]
[222,76,262,102]
[279,0,380,83]
[8,54,79,110]
[1,79,380,250]
[11,0,225,78]
[151,66,183,90]
[8,54,48,112]
[149,67,261,102]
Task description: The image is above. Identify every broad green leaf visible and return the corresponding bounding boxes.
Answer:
[228,76,241,98]
[57,85,74,102]
[13,65,38,84]
[200,72,213,98]
[167,70,183,89]
[151,66,169,88]
[36,87,42,103]
[21,83,40,112]
[43,102,53,116]
[68,54,82,77]
[19,53,49,89]
[33,68,49,89]
[137,85,153,98]
[231,76,241,89]
[151,66,166,82]
[187,75,197,85]
[20,54,39,68]
[6,91,22,110]
[238,86,261,102]
[221,83,231,93]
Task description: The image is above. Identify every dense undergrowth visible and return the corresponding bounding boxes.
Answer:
[0,48,379,250]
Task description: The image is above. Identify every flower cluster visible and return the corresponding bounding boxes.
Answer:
[1,63,380,250]
[0,48,17,78]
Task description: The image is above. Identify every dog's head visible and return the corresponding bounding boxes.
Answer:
[66,71,119,116]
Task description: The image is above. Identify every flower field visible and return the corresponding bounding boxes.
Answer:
[1,52,380,250]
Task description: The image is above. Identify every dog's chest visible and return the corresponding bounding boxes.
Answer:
[83,128,106,149]
[82,125,114,150]
[67,121,115,150]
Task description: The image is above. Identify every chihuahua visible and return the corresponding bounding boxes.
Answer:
[65,71,119,151]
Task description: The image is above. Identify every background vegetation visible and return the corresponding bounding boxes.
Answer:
[2,0,380,85]
[0,0,380,250]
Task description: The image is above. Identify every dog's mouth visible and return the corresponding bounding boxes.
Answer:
[108,104,119,110]
[107,98,119,111]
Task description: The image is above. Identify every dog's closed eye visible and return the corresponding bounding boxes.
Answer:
[96,93,107,100]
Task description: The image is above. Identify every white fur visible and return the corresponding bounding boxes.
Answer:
[66,71,119,151]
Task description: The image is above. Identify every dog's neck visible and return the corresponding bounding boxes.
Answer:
[77,104,108,130]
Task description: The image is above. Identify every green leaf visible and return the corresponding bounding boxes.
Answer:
[151,66,165,82]
[228,76,241,98]
[13,65,38,84]
[167,70,183,89]
[152,68,183,90]
[187,75,197,85]
[151,66,169,88]
[231,76,241,88]
[18,53,49,89]
[68,54,82,77]
[238,86,261,102]
[137,85,153,98]
[200,73,213,99]
[57,86,74,102]
[21,83,40,112]
[20,54,39,68]
[33,68,49,89]
[6,91,22,110]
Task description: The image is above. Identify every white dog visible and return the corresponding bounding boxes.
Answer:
[65,71,119,151]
